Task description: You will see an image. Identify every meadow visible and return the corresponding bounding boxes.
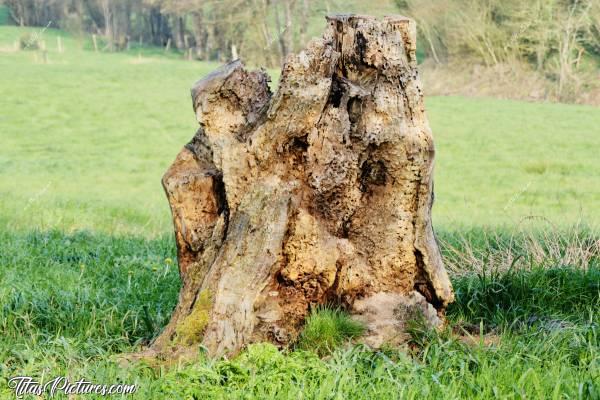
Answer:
[0,25,598,399]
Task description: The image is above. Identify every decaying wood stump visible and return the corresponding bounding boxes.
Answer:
[152,14,453,359]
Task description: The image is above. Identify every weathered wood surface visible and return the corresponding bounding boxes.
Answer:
[151,14,454,359]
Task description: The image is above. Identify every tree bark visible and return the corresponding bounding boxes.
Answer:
[191,11,208,60]
[149,14,453,361]
[299,0,310,47]
[100,0,112,50]
[274,0,288,63]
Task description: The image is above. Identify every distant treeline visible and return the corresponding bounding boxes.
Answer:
[2,0,322,66]
[4,0,600,96]
[395,0,600,99]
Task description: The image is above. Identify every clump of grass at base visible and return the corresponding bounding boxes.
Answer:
[296,307,366,357]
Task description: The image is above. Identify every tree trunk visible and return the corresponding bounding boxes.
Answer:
[299,0,310,46]
[149,15,454,361]
[100,0,112,51]
[175,16,185,50]
[283,0,294,56]
[274,0,289,63]
[253,0,277,67]
[191,11,208,60]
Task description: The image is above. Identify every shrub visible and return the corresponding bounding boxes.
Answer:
[18,32,39,50]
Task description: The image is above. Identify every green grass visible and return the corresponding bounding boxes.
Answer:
[0,26,220,236]
[430,97,600,228]
[449,263,599,326]
[0,26,599,235]
[0,229,597,399]
[0,25,599,399]
[296,307,366,357]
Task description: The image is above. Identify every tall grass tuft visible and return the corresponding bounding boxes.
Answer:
[296,307,366,357]
[438,224,599,276]
[440,225,599,327]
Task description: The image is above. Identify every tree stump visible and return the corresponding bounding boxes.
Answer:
[152,14,453,359]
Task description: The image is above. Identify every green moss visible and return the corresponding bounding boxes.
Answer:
[175,290,212,345]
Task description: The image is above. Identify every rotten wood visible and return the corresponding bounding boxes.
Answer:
[149,14,454,360]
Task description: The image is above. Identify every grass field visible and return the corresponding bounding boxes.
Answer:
[0,25,599,399]
[0,229,597,399]
[1,26,599,235]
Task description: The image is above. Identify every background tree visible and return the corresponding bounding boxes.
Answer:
[3,0,598,97]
